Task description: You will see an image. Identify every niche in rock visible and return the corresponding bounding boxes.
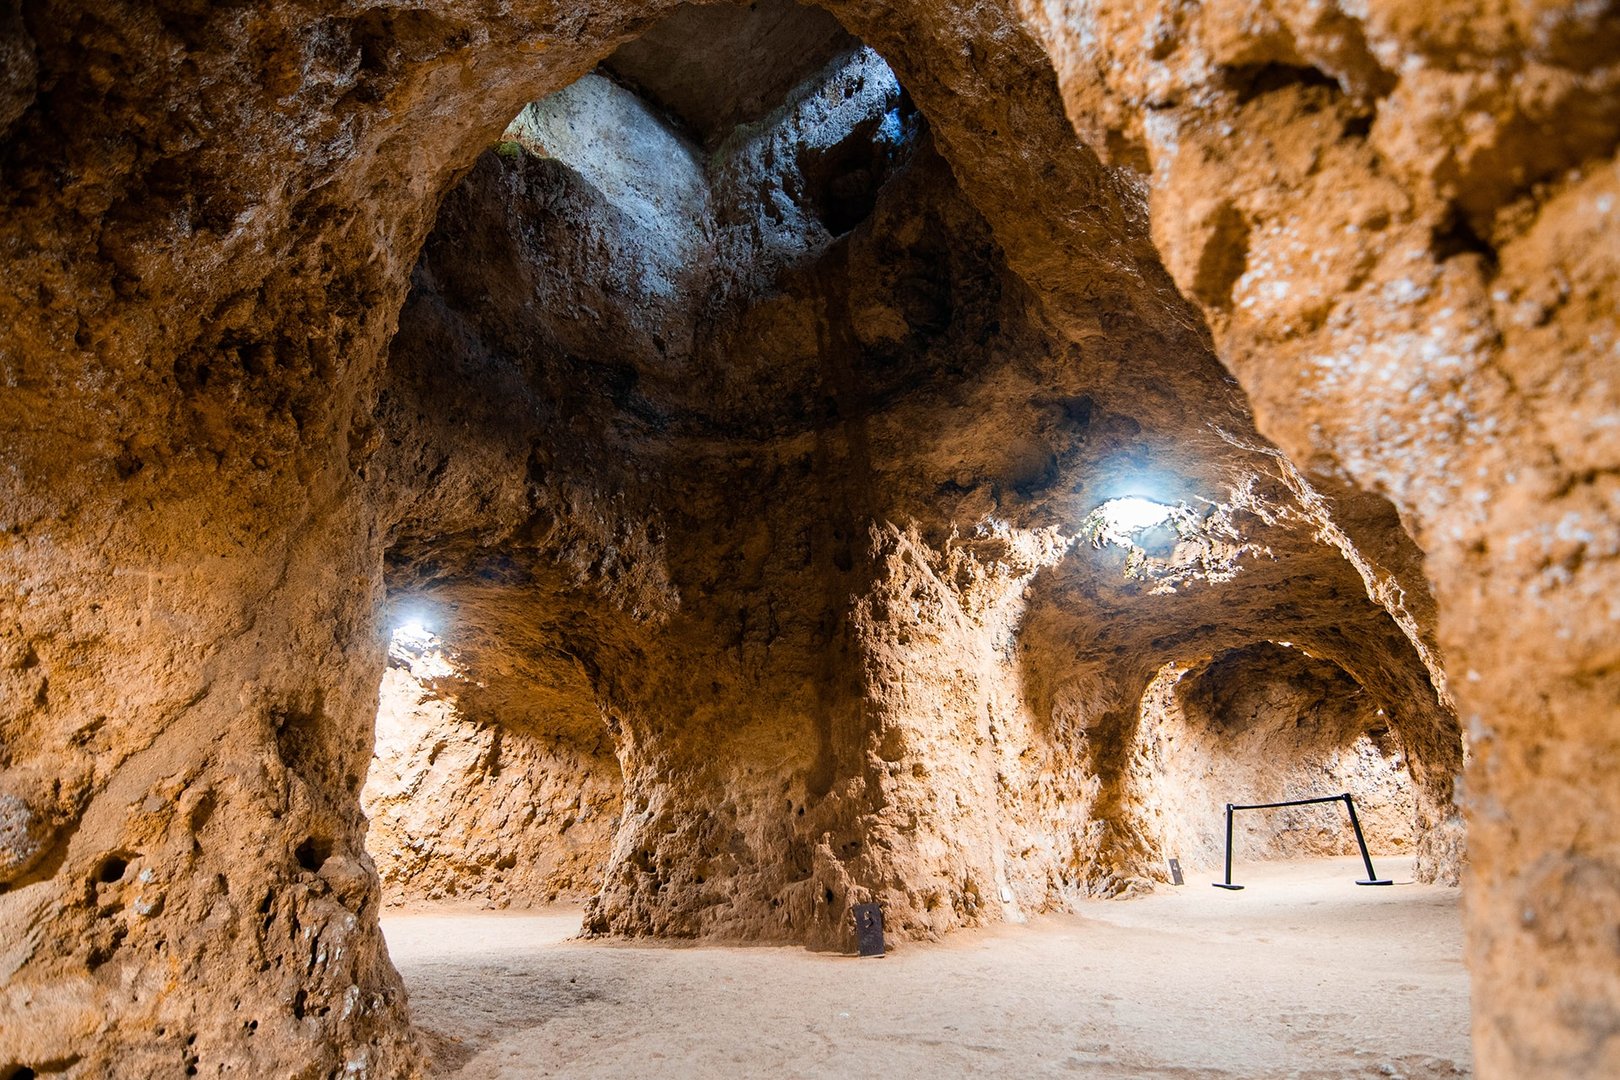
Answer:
[1136,643,1418,872]
[361,0,951,936]
[362,612,625,909]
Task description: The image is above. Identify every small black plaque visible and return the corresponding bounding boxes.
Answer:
[1167,858,1185,886]
[853,903,885,957]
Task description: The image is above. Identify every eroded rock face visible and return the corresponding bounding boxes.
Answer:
[0,0,1604,1077]
[1021,3,1620,1072]
[1134,645,1419,874]
[362,652,622,909]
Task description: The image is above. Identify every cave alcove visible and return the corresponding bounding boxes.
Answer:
[1134,643,1420,875]
[362,0,1462,946]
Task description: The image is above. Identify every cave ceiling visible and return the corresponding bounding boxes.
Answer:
[601,0,860,149]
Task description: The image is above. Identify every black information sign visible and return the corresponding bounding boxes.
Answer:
[1167,858,1185,886]
[853,903,885,957]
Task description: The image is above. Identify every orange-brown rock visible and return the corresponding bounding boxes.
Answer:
[1022,2,1620,1072]
[0,1,1610,1078]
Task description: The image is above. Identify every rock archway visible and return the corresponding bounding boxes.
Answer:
[0,1,1611,1077]
[358,9,1462,951]
[1133,644,1425,876]
[360,611,626,911]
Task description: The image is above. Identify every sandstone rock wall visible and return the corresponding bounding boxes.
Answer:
[362,658,622,910]
[0,0,1605,1077]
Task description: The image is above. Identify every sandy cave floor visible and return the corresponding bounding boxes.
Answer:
[381,857,1470,1078]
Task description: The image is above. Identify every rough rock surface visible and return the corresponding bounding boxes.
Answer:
[1134,644,1418,874]
[1021,3,1620,1073]
[0,1,1608,1079]
[362,652,622,910]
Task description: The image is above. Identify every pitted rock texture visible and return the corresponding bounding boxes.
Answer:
[1022,3,1620,1072]
[362,663,622,910]
[0,1,1607,1078]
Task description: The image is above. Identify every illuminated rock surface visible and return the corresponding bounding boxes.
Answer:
[0,0,1611,1076]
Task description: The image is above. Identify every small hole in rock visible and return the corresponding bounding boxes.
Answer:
[1431,205,1497,268]
[294,837,332,872]
[96,856,129,884]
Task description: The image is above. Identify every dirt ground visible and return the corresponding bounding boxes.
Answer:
[382,856,1470,1078]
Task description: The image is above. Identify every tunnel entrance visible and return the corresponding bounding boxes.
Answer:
[1134,643,1419,878]
[361,612,624,910]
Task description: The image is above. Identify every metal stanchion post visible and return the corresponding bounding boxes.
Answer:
[1212,803,1244,890]
[1211,793,1394,890]
[1342,793,1393,886]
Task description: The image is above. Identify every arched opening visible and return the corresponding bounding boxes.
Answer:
[362,611,625,910]
[1134,643,1419,877]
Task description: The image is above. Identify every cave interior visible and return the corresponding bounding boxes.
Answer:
[2,0,1617,1076]
[360,0,1460,930]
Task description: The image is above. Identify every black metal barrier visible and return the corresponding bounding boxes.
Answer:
[1212,792,1393,890]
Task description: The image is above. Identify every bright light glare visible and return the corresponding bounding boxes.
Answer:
[388,614,459,679]
[1096,496,1174,534]
[392,617,435,649]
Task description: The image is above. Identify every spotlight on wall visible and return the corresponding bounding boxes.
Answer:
[1096,496,1173,534]
[1085,495,1177,548]
[387,610,459,679]
[390,614,437,652]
